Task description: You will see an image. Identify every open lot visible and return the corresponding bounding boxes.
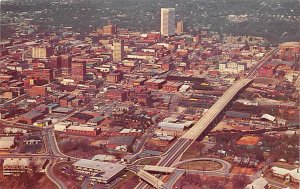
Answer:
[180,142,205,161]
[176,160,223,171]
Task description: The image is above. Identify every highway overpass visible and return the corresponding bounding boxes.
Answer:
[135,78,253,189]
[137,169,165,189]
[158,78,253,167]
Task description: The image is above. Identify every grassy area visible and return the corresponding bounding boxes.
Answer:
[111,171,139,189]
[0,171,57,189]
[136,157,160,165]
[173,174,250,189]
[176,160,223,171]
[231,165,256,175]
[52,161,81,189]
[180,142,205,161]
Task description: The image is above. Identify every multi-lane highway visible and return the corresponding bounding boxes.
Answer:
[135,79,252,189]
[246,48,278,79]
[135,48,277,188]
[0,48,277,189]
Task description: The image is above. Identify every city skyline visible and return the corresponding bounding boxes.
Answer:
[0,1,299,189]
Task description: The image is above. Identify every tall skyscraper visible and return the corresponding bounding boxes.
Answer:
[176,20,184,35]
[72,61,86,81]
[161,8,175,37]
[113,40,124,61]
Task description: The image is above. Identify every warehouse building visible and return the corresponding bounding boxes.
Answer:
[19,111,44,124]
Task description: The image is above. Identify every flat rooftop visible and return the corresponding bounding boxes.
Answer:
[74,159,126,181]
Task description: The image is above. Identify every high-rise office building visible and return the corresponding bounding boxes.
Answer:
[102,24,117,35]
[72,61,86,81]
[49,55,62,69]
[32,46,54,59]
[176,20,184,35]
[113,40,124,61]
[60,54,72,75]
[161,8,175,37]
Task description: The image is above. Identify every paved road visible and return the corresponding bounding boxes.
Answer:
[172,158,231,173]
[1,48,278,189]
[0,153,49,158]
[134,79,252,188]
[45,160,67,189]
[135,48,278,189]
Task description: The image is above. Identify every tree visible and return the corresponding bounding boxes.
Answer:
[231,174,250,189]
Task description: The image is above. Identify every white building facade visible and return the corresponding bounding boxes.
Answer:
[218,62,247,74]
[161,8,175,37]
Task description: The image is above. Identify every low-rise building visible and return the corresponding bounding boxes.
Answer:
[271,166,300,184]
[258,65,275,77]
[149,135,175,146]
[88,116,105,126]
[3,158,31,176]
[105,89,128,102]
[245,177,269,189]
[107,136,135,152]
[66,125,101,136]
[54,122,72,132]
[163,81,182,92]
[73,159,126,184]
[19,111,44,124]
[0,137,15,149]
[118,128,142,137]
[225,111,251,120]
[219,62,247,74]
[157,121,194,136]
[69,113,94,124]
[107,72,123,83]
[145,79,166,90]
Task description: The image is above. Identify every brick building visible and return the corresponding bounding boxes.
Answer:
[60,54,72,75]
[27,86,47,97]
[72,61,86,81]
[102,24,117,35]
[107,72,123,83]
[19,111,44,124]
[23,68,54,82]
[68,113,94,124]
[32,46,54,59]
[257,65,275,77]
[106,89,128,102]
[279,42,300,61]
[145,79,166,90]
[59,95,76,107]
[66,126,100,136]
[49,55,62,69]
[162,81,182,92]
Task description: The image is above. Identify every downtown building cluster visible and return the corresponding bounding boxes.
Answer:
[0,6,299,188]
